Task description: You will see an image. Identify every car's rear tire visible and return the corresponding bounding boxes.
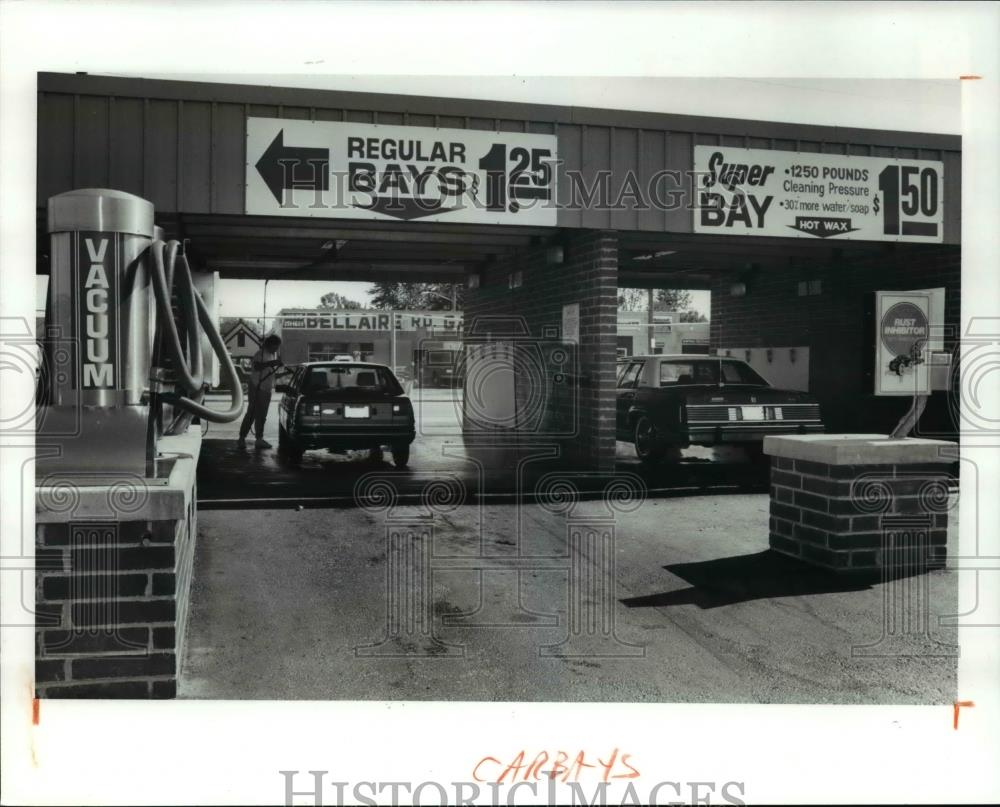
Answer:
[392,443,410,468]
[634,416,666,464]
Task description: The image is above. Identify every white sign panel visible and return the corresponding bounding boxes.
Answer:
[694,146,944,242]
[561,303,580,344]
[246,118,557,226]
[874,291,932,396]
[276,310,463,333]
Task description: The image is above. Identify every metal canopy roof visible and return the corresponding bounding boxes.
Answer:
[35,72,962,284]
[164,213,552,283]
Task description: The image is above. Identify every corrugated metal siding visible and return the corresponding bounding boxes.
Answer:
[636,128,665,232]
[109,97,143,197]
[36,75,962,243]
[213,103,245,213]
[942,151,961,243]
[664,131,693,234]
[145,99,178,212]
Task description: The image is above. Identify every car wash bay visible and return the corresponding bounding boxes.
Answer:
[37,71,962,486]
[34,73,961,700]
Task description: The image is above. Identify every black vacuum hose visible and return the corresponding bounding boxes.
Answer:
[150,239,243,423]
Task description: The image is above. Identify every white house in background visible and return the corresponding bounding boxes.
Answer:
[221,319,262,372]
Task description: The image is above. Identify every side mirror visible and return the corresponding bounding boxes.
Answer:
[275,383,291,394]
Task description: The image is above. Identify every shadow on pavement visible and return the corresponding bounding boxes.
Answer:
[620,550,874,609]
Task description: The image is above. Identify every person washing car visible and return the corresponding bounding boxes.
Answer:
[238,333,283,448]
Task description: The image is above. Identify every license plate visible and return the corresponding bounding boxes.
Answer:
[344,405,370,419]
[742,406,765,421]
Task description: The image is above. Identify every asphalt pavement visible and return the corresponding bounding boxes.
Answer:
[183,387,959,703]
[180,492,959,702]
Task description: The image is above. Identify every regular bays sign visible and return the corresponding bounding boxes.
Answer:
[246,118,557,226]
[693,146,944,242]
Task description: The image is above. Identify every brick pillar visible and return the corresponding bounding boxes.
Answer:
[461,230,619,472]
[571,231,619,472]
[35,434,200,698]
[765,436,954,573]
[35,516,190,697]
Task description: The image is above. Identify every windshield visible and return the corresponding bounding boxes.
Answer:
[659,359,768,387]
[302,365,402,395]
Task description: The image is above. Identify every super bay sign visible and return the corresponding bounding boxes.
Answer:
[693,146,944,242]
[246,118,557,226]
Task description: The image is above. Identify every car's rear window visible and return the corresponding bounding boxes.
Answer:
[721,361,768,385]
[301,365,401,395]
[658,359,768,386]
[659,361,719,385]
[427,350,456,365]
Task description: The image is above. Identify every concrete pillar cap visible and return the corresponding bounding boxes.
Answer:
[47,188,154,237]
[764,434,958,465]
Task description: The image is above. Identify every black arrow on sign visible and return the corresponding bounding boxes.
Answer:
[255,130,330,203]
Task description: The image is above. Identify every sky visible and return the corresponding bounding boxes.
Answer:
[145,75,956,322]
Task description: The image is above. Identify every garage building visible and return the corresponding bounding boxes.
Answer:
[36,72,961,472]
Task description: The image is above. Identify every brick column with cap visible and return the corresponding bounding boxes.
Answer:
[764,434,956,573]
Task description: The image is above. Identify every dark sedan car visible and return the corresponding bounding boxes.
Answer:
[616,354,824,462]
[276,362,415,467]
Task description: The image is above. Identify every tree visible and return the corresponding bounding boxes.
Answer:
[678,310,707,323]
[367,282,463,310]
[617,288,693,312]
[318,291,363,309]
[617,288,647,311]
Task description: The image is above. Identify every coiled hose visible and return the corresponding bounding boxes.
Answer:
[150,239,243,429]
